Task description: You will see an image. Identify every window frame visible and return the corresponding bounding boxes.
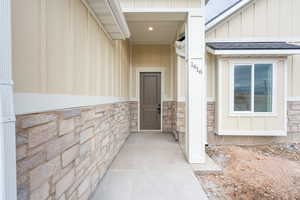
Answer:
[229,60,277,117]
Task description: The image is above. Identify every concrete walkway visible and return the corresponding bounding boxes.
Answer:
[91,133,208,200]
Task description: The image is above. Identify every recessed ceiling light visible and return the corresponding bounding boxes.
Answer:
[148,27,154,31]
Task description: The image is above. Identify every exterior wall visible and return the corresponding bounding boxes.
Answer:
[129,101,138,132]
[16,102,130,200]
[12,0,130,98]
[120,0,203,9]
[216,58,286,133]
[162,101,176,133]
[130,44,175,100]
[206,0,300,99]
[205,0,300,144]
[176,102,186,152]
[207,102,300,144]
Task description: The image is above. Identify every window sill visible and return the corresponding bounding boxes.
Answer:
[216,130,287,136]
[229,112,277,117]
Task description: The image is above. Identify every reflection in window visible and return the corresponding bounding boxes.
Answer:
[234,65,252,111]
[233,63,273,113]
[254,64,273,112]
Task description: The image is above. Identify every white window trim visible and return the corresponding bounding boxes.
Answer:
[229,59,277,117]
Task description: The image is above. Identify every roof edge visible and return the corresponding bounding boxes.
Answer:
[205,0,254,32]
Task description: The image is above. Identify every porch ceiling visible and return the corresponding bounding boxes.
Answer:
[124,12,186,44]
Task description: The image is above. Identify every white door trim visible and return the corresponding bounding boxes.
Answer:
[136,67,166,132]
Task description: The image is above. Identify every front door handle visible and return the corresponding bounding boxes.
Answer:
[157,104,161,114]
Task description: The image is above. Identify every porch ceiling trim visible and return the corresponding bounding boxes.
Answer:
[83,0,130,40]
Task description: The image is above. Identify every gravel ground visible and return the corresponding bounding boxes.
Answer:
[198,143,300,200]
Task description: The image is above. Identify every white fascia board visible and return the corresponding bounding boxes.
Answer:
[205,0,254,32]
[206,48,300,56]
[216,130,287,136]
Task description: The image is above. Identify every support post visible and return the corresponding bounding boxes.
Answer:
[0,0,17,199]
[186,10,206,163]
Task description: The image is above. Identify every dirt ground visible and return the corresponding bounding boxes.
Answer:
[198,143,300,200]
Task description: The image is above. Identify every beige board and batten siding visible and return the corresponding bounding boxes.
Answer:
[120,0,203,9]
[206,0,300,99]
[216,58,286,134]
[131,44,176,100]
[12,0,130,98]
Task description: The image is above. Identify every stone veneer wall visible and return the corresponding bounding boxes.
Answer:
[176,102,186,151]
[162,101,176,133]
[16,102,130,200]
[207,101,300,145]
[129,101,138,132]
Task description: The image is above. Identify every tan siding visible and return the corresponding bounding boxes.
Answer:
[12,0,41,93]
[131,44,174,100]
[207,0,300,39]
[12,0,130,98]
[206,0,300,99]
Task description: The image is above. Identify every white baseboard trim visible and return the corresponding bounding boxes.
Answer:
[287,97,300,101]
[216,130,287,136]
[14,93,129,115]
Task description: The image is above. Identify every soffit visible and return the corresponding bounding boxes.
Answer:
[85,0,130,39]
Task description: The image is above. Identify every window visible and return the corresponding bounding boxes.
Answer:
[233,63,274,113]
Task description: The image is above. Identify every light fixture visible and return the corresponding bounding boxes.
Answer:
[148,26,154,31]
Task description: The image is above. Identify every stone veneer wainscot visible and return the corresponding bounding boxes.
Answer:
[207,101,300,145]
[16,102,130,200]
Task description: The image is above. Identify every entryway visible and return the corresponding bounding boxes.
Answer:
[90,133,208,200]
[140,72,161,131]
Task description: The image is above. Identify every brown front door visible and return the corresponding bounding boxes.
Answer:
[140,72,161,130]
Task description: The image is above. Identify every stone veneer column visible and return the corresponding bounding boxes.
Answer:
[287,101,300,140]
[0,0,17,199]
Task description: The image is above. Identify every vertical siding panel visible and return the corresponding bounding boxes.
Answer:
[292,0,300,37]
[67,0,74,94]
[73,0,88,95]
[287,56,293,97]
[279,0,293,37]
[46,0,69,94]
[216,22,229,39]
[12,0,41,93]
[292,55,300,97]
[133,0,147,8]
[88,15,97,96]
[228,13,242,38]
[253,0,267,37]
[103,36,109,96]
[40,0,47,93]
[241,4,254,37]
[267,0,279,37]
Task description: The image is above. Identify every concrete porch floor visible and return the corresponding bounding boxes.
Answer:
[90,133,208,200]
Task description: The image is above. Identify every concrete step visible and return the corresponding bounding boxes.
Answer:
[191,154,223,175]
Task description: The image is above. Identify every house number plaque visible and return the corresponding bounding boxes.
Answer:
[191,61,202,75]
